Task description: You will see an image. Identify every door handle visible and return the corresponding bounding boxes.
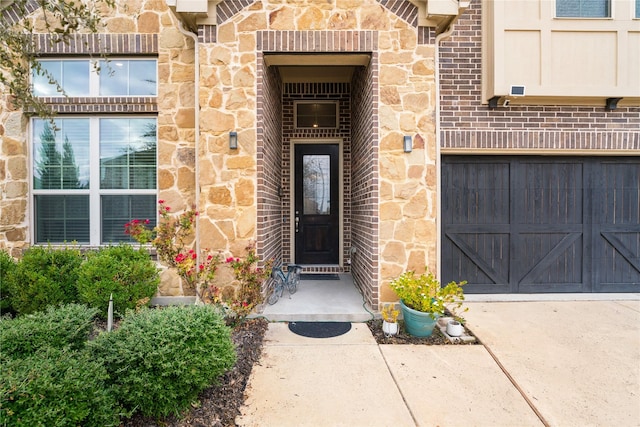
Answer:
[295,216,300,233]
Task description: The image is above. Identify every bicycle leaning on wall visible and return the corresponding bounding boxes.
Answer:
[267,263,303,305]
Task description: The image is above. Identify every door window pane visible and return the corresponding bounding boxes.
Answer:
[303,155,331,215]
[100,118,157,190]
[99,60,157,96]
[33,119,90,190]
[35,195,90,243]
[101,195,157,243]
[556,0,610,17]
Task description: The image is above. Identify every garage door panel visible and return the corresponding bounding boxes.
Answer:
[595,163,639,225]
[517,232,583,287]
[518,161,583,225]
[443,162,510,225]
[595,232,640,291]
[445,232,510,285]
[442,156,639,294]
[593,160,640,291]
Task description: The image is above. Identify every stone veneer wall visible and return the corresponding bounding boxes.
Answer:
[1,0,441,304]
[196,0,438,306]
[281,82,352,272]
[440,0,640,151]
[0,1,196,272]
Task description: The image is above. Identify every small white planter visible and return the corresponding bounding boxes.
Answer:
[446,320,464,337]
[382,320,399,337]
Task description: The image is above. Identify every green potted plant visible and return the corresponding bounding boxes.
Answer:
[389,269,466,337]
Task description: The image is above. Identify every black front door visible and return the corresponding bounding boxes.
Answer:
[294,144,339,264]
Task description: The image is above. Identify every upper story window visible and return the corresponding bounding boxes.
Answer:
[636,0,640,18]
[33,59,157,97]
[556,0,611,17]
[32,117,157,245]
[295,101,339,129]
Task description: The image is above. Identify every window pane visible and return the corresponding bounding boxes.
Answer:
[62,61,90,96]
[130,60,157,95]
[637,0,640,18]
[100,118,157,190]
[556,0,610,17]
[102,195,156,243]
[33,119,90,190]
[35,195,90,243]
[32,60,89,96]
[99,60,157,96]
[303,155,331,215]
[33,61,62,96]
[296,103,337,128]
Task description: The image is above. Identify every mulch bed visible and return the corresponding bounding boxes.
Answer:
[366,319,480,345]
[122,318,268,427]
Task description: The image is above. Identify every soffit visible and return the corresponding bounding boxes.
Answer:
[265,54,370,83]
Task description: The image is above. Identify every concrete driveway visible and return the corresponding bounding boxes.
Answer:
[238,300,640,427]
[462,300,640,427]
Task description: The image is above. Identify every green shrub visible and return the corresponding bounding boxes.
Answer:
[5,246,83,315]
[0,250,16,315]
[0,304,98,360]
[90,305,236,417]
[76,244,159,318]
[0,346,120,427]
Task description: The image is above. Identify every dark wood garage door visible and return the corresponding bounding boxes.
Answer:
[442,156,640,293]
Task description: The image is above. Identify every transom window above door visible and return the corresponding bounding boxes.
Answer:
[294,101,338,129]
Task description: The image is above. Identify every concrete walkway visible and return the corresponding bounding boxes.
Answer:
[237,300,640,427]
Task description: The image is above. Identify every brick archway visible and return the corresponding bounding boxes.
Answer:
[255,30,380,308]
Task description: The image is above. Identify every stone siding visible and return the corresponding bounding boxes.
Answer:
[1,0,440,308]
[0,1,197,296]
[200,0,438,309]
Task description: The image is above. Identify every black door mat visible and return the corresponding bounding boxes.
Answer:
[300,274,340,280]
[288,322,352,338]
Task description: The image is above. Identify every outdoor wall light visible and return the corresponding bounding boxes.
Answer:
[605,97,622,111]
[403,135,412,153]
[229,131,238,149]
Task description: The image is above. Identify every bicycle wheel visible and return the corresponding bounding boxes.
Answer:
[287,265,302,294]
[268,270,285,305]
[267,281,282,305]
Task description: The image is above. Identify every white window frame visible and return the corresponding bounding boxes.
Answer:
[30,116,158,246]
[32,58,158,97]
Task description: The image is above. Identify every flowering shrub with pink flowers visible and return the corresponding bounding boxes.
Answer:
[125,201,271,320]
[224,247,272,319]
[125,200,220,300]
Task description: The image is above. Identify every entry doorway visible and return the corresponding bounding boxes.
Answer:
[293,142,341,265]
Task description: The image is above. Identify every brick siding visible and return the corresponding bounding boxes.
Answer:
[256,52,284,267]
[351,53,380,308]
[440,0,640,151]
